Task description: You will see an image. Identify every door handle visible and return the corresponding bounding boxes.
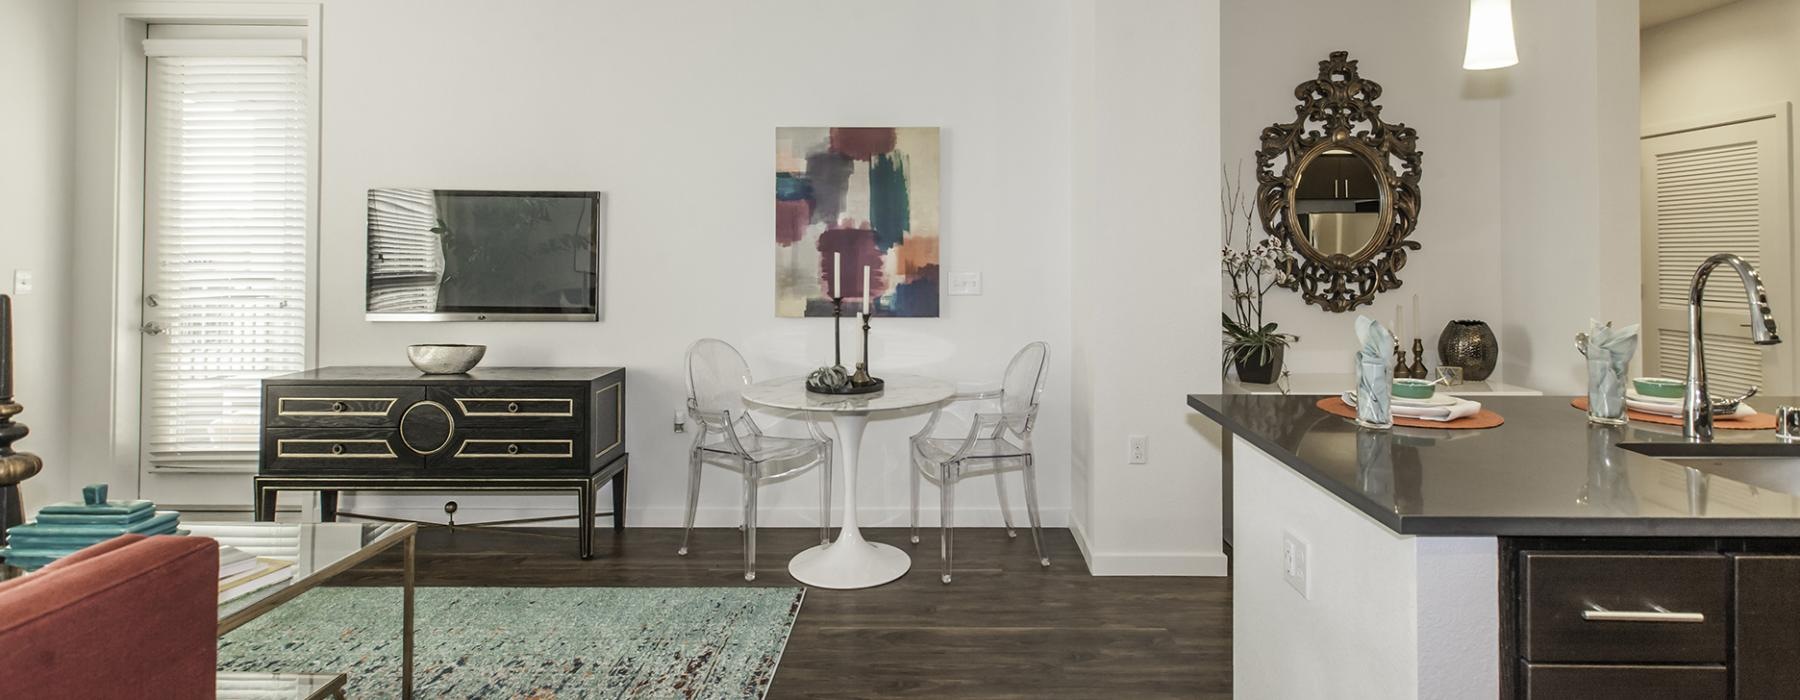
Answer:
[1581,604,1704,623]
[140,322,166,336]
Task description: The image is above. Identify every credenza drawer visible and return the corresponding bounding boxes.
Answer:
[437,430,584,472]
[262,429,419,472]
[266,386,422,427]
[1521,552,1729,664]
[434,386,584,429]
[1520,662,1726,700]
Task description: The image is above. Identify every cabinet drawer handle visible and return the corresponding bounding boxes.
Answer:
[506,443,520,455]
[1581,604,1704,624]
[330,443,346,455]
[507,402,520,413]
[331,401,347,412]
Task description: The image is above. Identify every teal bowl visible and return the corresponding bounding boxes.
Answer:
[1392,378,1436,400]
[1633,377,1686,399]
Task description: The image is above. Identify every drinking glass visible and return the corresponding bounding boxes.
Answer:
[1355,356,1393,430]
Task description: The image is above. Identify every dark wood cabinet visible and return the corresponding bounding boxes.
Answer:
[1294,153,1382,202]
[1733,555,1800,699]
[254,367,628,558]
[1520,662,1727,700]
[1502,540,1800,699]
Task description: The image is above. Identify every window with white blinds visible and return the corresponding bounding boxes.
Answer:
[141,28,310,472]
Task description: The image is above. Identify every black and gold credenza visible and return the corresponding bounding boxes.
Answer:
[254,366,626,558]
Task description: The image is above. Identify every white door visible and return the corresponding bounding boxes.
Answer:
[1640,105,1794,397]
[139,26,312,506]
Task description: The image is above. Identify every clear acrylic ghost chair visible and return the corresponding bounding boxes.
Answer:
[909,341,1051,584]
[681,338,833,581]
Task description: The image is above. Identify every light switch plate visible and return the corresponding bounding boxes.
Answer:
[948,271,982,296]
[11,270,32,295]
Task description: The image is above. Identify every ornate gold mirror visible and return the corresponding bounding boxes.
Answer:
[1256,51,1422,312]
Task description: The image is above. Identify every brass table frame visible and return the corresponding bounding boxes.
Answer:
[218,524,416,699]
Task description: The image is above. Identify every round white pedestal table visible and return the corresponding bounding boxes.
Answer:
[741,373,954,589]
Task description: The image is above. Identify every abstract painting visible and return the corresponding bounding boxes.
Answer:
[776,127,940,317]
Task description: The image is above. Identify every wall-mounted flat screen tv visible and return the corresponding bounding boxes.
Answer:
[366,189,602,321]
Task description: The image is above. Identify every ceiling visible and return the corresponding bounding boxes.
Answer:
[1641,0,1744,28]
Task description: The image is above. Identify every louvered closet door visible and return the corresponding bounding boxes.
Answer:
[141,30,310,475]
[1641,109,1793,397]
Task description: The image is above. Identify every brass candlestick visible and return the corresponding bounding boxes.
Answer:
[850,311,883,390]
[0,295,42,535]
[1408,339,1429,379]
[1393,339,1409,379]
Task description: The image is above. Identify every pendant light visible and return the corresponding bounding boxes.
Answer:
[1462,0,1519,70]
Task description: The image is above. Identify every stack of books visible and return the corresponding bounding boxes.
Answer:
[216,544,296,605]
[184,523,303,560]
[0,485,183,571]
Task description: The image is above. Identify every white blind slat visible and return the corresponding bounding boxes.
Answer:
[144,50,309,472]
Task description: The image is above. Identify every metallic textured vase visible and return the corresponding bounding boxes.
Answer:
[1438,320,1499,382]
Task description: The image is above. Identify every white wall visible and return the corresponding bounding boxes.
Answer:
[0,0,77,511]
[1642,0,1800,126]
[61,0,1076,529]
[1220,0,1640,395]
[1498,0,1641,394]
[1069,0,1227,576]
[1642,0,1800,380]
[1221,0,1508,376]
[1233,437,1497,700]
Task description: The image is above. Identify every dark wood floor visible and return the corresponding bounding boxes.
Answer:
[336,526,1232,699]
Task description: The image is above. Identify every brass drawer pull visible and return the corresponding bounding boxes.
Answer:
[331,401,347,412]
[506,443,520,455]
[507,402,520,413]
[330,443,346,455]
[1581,604,1704,624]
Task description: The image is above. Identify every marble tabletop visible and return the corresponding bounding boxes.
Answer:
[742,373,955,414]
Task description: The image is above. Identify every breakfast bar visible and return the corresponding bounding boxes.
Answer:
[1191,392,1800,700]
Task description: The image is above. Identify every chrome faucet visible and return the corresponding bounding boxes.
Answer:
[1684,253,1781,441]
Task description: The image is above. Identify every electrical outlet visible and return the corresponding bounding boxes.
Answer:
[11,270,32,295]
[1127,435,1148,464]
[1282,530,1310,598]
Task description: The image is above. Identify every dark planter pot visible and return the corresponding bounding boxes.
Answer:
[1233,345,1285,384]
[1438,320,1499,381]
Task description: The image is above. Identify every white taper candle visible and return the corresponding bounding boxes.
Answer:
[862,265,872,314]
[833,253,842,298]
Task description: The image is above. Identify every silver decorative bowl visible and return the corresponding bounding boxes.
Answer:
[407,344,486,374]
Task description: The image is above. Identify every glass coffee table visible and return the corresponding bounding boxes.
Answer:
[193,522,417,699]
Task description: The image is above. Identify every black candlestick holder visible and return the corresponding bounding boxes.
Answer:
[806,297,883,394]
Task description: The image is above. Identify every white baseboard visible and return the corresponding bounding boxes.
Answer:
[1068,513,1230,577]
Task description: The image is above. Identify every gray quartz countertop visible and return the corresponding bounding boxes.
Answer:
[1189,393,1800,538]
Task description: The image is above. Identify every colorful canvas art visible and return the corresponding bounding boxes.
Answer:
[775,127,940,317]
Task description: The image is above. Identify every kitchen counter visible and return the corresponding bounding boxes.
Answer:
[1189,393,1800,538]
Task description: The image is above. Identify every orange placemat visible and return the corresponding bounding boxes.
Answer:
[1569,397,1776,430]
[1314,397,1505,429]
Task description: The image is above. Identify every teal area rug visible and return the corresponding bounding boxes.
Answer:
[219,587,804,699]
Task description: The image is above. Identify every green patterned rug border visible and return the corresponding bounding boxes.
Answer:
[219,586,805,699]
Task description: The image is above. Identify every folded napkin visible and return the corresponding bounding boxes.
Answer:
[1624,394,1758,419]
[1582,320,1640,420]
[1343,392,1484,422]
[1354,316,1396,426]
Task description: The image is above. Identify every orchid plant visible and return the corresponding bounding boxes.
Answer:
[1222,164,1298,370]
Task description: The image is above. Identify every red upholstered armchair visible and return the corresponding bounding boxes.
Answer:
[0,534,218,699]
